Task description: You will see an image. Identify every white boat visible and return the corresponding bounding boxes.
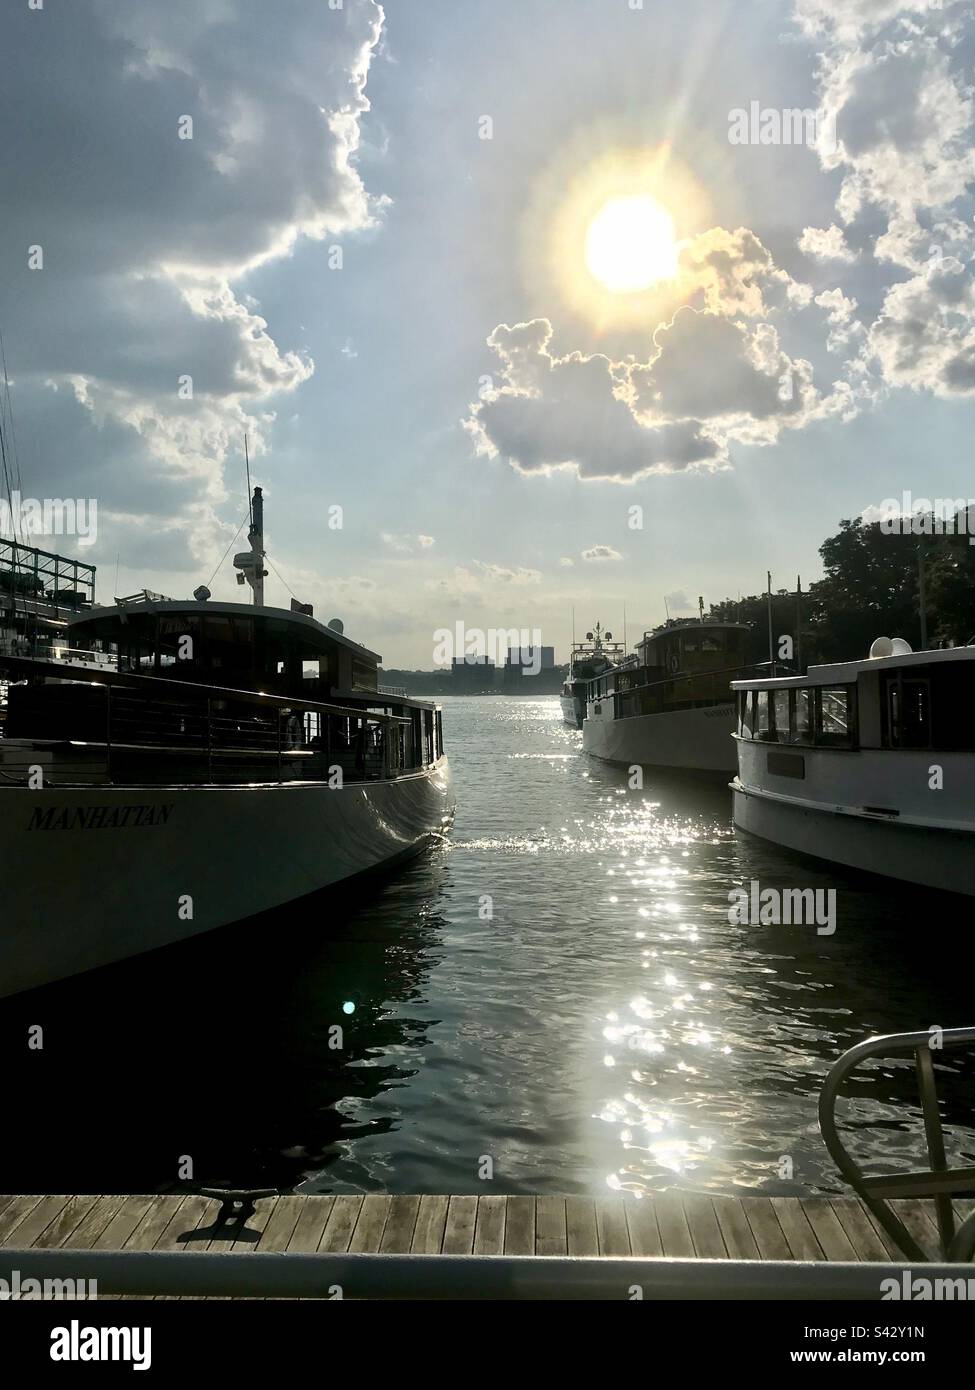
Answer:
[0,488,453,997]
[582,619,756,773]
[731,637,975,894]
[560,622,624,728]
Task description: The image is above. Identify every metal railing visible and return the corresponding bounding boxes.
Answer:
[0,659,434,787]
[603,660,778,718]
[819,1027,975,1261]
[3,1247,973,1300]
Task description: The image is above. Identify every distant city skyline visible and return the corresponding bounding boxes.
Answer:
[3,0,975,668]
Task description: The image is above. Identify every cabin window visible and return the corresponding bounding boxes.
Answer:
[755,689,770,740]
[772,690,790,743]
[816,687,854,746]
[738,691,752,737]
[794,688,812,742]
[886,677,931,749]
[302,660,318,681]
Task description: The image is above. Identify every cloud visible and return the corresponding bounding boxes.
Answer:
[381,532,436,554]
[0,0,386,570]
[799,225,858,262]
[581,545,623,563]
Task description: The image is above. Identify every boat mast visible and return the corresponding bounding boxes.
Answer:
[233,437,268,606]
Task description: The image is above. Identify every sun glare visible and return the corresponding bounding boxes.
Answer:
[585,195,679,293]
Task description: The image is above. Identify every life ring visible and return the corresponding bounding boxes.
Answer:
[668,653,680,674]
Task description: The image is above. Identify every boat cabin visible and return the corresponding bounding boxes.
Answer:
[733,645,975,752]
[67,596,379,703]
[588,620,753,716]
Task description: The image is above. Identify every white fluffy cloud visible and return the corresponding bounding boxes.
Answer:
[799,225,859,262]
[1,0,385,568]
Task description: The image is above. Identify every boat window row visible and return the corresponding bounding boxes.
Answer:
[737,685,856,748]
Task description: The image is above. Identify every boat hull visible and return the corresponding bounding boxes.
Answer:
[0,758,453,997]
[560,689,584,728]
[732,778,975,896]
[583,703,736,773]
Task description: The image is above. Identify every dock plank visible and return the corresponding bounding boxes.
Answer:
[441,1196,478,1255]
[595,1197,631,1256]
[502,1196,535,1255]
[411,1195,448,1254]
[771,1198,825,1261]
[713,1197,761,1260]
[740,1197,791,1260]
[288,1196,335,1253]
[801,1199,858,1262]
[683,1194,727,1259]
[0,1195,68,1249]
[534,1197,567,1256]
[473,1195,505,1256]
[0,1196,43,1244]
[320,1196,363,1253]
[624,1199,663,1257]
[349,1195,391,1254]
[380,1196,421,1254]
[565,1196,598,1256]
[829,1199,896,1261]
[32,1195,100,1250]
[653,1192,695,1257]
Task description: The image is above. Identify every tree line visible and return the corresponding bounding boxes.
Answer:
[706,512,975,671]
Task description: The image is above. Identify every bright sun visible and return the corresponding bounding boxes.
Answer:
[585,194,679,293]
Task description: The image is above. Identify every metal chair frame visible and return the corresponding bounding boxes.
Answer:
[819,1026,975,1261]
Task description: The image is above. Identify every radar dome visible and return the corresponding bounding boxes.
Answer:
[890,637,914,656]
[869,636,894,659]
[328,618,344,634]
[193,585,211,602]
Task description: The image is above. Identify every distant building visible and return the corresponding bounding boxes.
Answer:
[504,646,555,671]
[452,655,495,690]
[502,646,558,693]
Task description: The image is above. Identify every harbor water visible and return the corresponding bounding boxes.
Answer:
[4,695,974,1196]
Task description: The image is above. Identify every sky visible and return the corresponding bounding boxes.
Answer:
[3,0,975,667]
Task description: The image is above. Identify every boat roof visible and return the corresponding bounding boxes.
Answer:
[68,598,382,663]
[641,620,751,640]
[732,645,975,689]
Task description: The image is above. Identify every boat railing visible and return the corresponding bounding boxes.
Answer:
[819,1026,975,1261]
[0,661,438,786]
[602,660,778,713]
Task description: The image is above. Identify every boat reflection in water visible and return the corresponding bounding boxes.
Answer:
[0,857,452,1195]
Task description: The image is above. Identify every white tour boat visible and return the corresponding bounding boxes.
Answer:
[560,622,624,728]
[582,618,757,773]
[0,489,453,997]
[732,637,975,894]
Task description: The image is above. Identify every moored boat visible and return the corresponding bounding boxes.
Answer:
[582,618,758,773]
[560,622,624,728]
[0,489,453,997]
[731,637,975,894]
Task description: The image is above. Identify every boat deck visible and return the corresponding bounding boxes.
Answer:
[0,1189,962,1265]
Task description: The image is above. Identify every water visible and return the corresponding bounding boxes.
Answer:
[3,695,974,1197]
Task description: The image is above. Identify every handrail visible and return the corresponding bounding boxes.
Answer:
[591,660,778,698]
[0,653,419,724]
[819,1027,975,1261]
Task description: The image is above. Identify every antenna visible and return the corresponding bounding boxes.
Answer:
[244,434,253,527]
[623,603,627,650]
[664,595,671,622]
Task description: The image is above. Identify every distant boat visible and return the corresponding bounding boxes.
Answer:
[582,619,758,773]
[0,487,453,997]
[731,636,975,893]
[560,622,624,728]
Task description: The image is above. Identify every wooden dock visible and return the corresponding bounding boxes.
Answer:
[0,1190,959,1265]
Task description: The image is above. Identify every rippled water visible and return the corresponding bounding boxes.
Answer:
[4,695,974,1196]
